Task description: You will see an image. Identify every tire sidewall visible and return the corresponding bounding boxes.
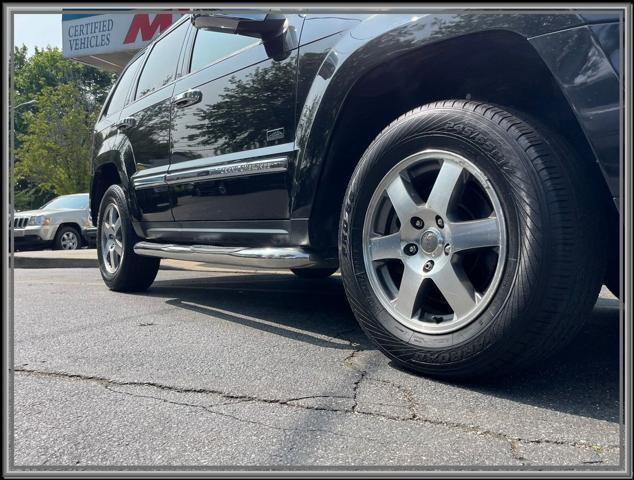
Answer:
[340,107,553,372]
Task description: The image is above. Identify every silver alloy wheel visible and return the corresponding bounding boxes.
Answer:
[101,203,124,274]
[60,231,79,250]
[362,149,507,335]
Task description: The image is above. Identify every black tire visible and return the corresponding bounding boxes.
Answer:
[339,100,606,379]
[290,267,338,279]
[97,184,160,292]
[53,225,81,250]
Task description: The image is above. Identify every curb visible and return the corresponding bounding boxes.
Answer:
[13,256,97,269]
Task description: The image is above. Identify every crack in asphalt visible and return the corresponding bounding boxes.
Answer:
[342,343,618,468]
[338,346,618,466]
[101,384,391,446]
[509,440,529,466]
[344,347,366,414]
[14,367,619,464]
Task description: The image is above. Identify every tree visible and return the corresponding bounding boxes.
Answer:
[13,46,113,106]
[11,46,115,209]
[16,84,96,196]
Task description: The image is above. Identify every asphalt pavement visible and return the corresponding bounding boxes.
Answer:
[11,267,622,469]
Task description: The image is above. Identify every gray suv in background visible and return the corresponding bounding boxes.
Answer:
[12,193,96,250]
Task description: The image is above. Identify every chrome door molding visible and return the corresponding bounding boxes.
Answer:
[164,157,288,186]
[131,142,295,190]
[168,141,294,173]
[132,173,168,190]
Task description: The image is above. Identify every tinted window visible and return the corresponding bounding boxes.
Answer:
[190,30,258,73]
[136,22,188,99]
[105,55,143,116]
[42,195,89,210]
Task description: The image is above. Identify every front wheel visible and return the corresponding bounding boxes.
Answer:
[339,101,606,378]
[53,226,81,250]
[97,184,159,292]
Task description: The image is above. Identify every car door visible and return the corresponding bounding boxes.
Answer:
[166,15,304,227]
[121,18,190,222]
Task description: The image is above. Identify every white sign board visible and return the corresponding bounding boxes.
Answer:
[62,11,181,58]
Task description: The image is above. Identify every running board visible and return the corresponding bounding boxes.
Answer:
[133,242,336,269]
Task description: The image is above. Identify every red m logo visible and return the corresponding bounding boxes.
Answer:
[124,13,173,44]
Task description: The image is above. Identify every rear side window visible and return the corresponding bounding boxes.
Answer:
[104,55,143,117]
[190,30,258,73]
[135,22,188,99]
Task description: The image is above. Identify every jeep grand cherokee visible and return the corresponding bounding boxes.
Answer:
[90,10,622,378]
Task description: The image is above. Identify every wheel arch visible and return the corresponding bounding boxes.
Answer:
[90,161,123,226]
[298,28,615,251]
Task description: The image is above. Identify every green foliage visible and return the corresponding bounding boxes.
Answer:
[13,46,113,106]
[12,45,115,208]
[16,84,96,196]
[13,185,55,212]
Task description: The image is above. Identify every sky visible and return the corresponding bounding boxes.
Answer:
[14,14,62,53]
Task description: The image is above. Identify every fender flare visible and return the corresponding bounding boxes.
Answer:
[90,132,138,224]
[291,12,584,219]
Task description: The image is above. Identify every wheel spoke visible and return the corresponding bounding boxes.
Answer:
[451,217,500,253]
[425,160,464,216]
[107,249,114,267]
[108,205,115,226]
[393,261,426,318]
[370,233,402,261]
[113,239,123,255]
[113,216,121,234]
[431,262,476,318]
[386,174,421,223]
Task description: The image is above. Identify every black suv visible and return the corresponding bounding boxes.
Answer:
[91,10,622,378]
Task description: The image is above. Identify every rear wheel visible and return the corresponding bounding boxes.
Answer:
[339,100,606,378]
[97,184,159,292]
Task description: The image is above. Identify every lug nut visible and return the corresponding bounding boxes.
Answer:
[436,216,444,228]
[410,217,424,229]
[423,260,434,272]
[444,244,451,255]
[404,243,418,256]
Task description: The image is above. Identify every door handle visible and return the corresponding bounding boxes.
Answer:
[172,89,203,108]
[116,117,136,130]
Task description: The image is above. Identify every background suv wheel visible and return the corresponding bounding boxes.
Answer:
[53,226,81,250]
[339,100,606,378]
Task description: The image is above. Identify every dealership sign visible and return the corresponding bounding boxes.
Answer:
[62,11,182,71]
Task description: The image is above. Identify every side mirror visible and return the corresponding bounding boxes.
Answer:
[191,11,294,61]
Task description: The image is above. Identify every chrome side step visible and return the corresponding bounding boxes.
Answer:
[133,241,336,269]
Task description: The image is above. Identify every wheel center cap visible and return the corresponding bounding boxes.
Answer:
[420,229,443,254]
